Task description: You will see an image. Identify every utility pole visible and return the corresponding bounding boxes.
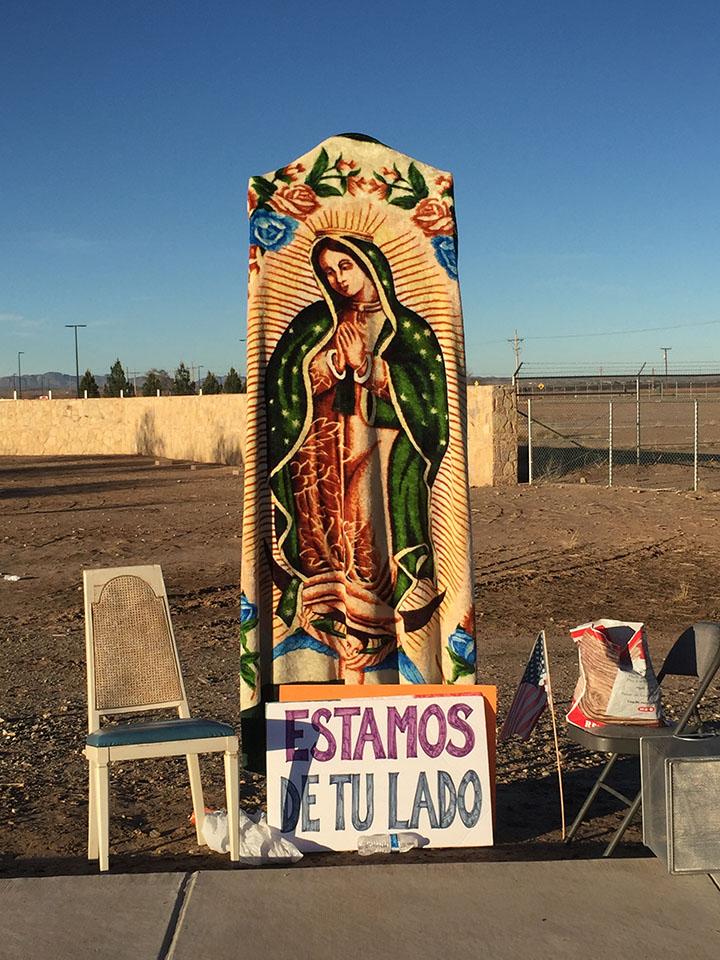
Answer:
[127,370,142,395]
[17,351,24,399]
[65,324,87,398]
[661,346,671,377]
[507,329,524,371]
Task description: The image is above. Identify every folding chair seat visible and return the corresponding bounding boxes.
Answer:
[83,564,240,871]
[564,620,720,856]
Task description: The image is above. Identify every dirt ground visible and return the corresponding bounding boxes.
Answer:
[1,455,719,877]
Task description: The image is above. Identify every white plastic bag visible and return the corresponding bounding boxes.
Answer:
[202,807,303,864]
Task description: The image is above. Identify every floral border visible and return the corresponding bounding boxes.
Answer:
[248,148,458,280]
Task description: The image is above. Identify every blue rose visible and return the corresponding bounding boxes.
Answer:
[240,592,258,625]
[249,209,299,252]
[431,235,458,280]
[448,626,475,665]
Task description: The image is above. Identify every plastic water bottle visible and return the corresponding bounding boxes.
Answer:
[357,833,421,856]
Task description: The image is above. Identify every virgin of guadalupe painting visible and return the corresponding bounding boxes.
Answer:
[240,134,476,713]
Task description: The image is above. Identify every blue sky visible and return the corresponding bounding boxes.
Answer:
[2,0,720,379]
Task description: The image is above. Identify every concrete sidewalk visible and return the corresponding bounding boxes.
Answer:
[2,859,719,960]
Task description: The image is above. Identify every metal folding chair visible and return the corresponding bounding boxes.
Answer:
[83,564,240,871]
[564,620,720,856]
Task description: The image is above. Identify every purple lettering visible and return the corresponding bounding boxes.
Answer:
[285,709,309,761]
[352,707,387,761]
[446,703,476,758]
[334,706,361,760]
[387,705,417,759]
[418,703,447,758]
[311,707,337,762]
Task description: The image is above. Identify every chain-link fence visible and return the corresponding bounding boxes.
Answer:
[518,396,720,490]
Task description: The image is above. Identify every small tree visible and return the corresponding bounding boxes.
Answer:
[79,369,100,398]
[201,371,222,394]
[223,367,245,393]
[103,359,132,397]
[173,361,196,395]
[142,370,163,396]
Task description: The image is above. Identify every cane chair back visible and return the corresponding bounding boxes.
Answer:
[84,565,189,732]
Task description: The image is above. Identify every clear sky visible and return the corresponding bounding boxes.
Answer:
[2,0,720,379]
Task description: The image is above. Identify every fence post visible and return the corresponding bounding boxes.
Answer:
[694,400,699,492]
[527,397,533,486]
[636,377,640,466]
[608,400,613,487]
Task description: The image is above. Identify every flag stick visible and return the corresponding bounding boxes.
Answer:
[542,630,566,840]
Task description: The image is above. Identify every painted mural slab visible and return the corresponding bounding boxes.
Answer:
[240,134,475,711]
[266,695,493,851]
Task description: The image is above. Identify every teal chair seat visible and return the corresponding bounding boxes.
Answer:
[87,718,235,747]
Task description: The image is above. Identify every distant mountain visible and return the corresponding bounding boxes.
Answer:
[0,371,107,392]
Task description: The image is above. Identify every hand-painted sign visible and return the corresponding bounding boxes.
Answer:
[266,695,493,851]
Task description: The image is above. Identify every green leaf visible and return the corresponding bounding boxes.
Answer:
[440,187,454,199]
[408,162,429,199]
[311,616,345,638]
[240,661,257,689]
[251,176,277,203]
[373,170,387,184]
[348,168,361,178]
[314,183,343,197]
[447,645,474,682]
[305,148,329,188]
[389,195,419,209]
[274,169,293,184]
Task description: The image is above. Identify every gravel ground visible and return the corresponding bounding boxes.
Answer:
[1,455,719,876]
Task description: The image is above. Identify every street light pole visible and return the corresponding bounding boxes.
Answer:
[17,351,24,399]
[65,324,87,398]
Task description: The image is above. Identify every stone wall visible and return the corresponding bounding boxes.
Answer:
[0,386,517,485]
[466,385,518,486]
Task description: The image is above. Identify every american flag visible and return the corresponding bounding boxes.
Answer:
[499,632,549,741]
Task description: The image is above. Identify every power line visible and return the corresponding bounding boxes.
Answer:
[476,316,720,346]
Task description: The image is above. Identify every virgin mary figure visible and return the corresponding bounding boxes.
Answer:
[265,230,450,683]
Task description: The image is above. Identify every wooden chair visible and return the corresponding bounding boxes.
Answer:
[83,565,239,870]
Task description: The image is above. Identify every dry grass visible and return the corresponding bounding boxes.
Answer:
[672,581,691,603]
[560,529,580,550]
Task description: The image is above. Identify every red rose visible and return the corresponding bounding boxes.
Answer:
[248,245,260,275]
[347,175,368,196]
[247,188,258,214]
[412,197,454,236]
[366,178,389,201]
[269,183,320,219]
[337,158,357,174]
[435,174,452,194]
[283,162,305,179]
[381,166,401,182]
